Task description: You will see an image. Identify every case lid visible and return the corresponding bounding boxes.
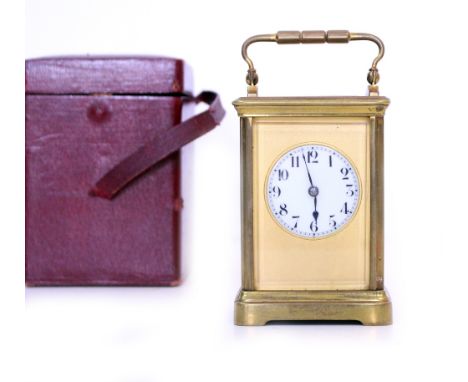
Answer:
[25,56,184,95]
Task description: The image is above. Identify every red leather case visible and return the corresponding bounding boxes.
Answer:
[26,56,186,286]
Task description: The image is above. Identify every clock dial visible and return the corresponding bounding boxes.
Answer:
[266,143,361,239]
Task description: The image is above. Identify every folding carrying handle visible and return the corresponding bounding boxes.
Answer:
[241,30,385,95]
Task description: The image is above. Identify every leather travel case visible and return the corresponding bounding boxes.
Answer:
[25,56,224,286]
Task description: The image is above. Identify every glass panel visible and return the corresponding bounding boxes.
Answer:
[252,117,370,290]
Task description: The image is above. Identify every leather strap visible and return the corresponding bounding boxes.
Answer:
[90,91,225,199]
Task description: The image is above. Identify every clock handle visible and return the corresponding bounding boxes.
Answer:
[241,30,384,96]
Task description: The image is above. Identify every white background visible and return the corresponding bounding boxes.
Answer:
[1,0,468,381]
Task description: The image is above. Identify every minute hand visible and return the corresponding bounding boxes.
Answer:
[302,154,314,187]
[302,153,319,223]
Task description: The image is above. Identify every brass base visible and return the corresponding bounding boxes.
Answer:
[235,289,392,326]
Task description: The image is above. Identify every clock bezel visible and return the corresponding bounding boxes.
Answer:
[264,141,363,241]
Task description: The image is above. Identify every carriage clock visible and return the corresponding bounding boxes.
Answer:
[233,30,392,325]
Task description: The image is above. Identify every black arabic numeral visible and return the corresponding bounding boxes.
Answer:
[307,150,319,163]
[329,155,333,167]
[278,169,289,181]
[341,167,350,180]
[291,156,300,168]
[346,184,354,196]
[271,186,281,197]
[310,221,318,232]
[279,203,288,216]
[341,202,351,215]
[292,215,300,229]
[329,215,337,228]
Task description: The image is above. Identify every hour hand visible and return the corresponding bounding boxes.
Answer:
[312,196,319,223]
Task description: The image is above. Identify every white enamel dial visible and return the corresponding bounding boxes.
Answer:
[266,144,361,239]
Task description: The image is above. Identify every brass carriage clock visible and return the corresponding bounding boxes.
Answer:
[233,30,392,325]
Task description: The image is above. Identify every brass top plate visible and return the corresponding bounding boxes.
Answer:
[233,96,390,117]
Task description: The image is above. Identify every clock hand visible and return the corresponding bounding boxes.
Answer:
[301,153,315,188]
[302,152,320,224]
[302,152,319,199]
[313,196,319,223]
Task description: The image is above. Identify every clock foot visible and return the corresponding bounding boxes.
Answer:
[234,289,392,326]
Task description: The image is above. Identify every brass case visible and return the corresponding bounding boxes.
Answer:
[233,96,392,326]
